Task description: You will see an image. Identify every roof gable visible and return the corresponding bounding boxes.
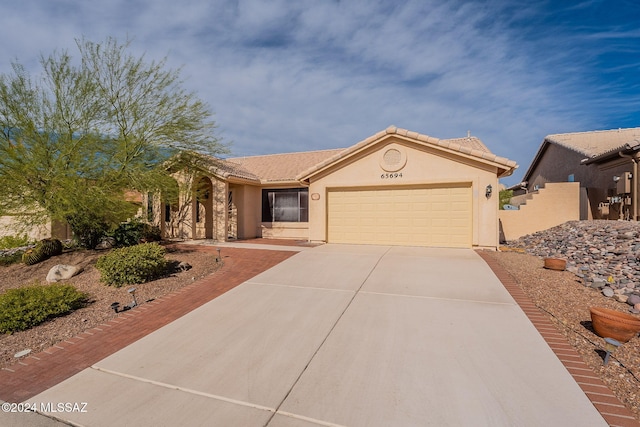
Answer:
[297,126,517,180]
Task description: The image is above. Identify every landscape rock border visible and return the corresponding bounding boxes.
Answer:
[506,220,640,313]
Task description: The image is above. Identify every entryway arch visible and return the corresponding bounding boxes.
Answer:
[194,176,214,239]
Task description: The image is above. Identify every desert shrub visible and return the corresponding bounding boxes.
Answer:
[141,223,162,242]
[0,235,30,250]
[0,251,24,266]
[0,284,87,334]
[65,212,109,249]
[112,220,162,248]
[95,243,168,287]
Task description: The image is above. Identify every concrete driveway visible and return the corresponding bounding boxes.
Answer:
[26,245,606,426]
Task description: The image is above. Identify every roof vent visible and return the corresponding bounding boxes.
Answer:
[383,149,402,165]
[380,145,407,172]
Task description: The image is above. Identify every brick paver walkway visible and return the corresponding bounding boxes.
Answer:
[0,244,295,403]
[478,250,640,427]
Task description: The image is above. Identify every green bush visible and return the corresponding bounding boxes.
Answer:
[96,243,168,287]
[0,251,24,266]
[0,235,30,250]
[0,284,87,334]
[112,220,162,248]
[499,189,513,210]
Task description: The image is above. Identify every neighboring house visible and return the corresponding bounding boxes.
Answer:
[154,126,517,249]
[511,127,640,221]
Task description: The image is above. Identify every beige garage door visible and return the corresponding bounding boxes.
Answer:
[327,184,472,248]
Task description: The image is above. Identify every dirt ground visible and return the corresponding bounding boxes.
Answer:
[484,249,640,420]
[0,244,221,368]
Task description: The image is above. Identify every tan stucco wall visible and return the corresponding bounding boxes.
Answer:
[0,216,51,241]
[307,138,501,248]
[526,144,635,219]
[261,222,309,239]
[231,184,262,239]
[499,182,580,241]
[156,172,228,241]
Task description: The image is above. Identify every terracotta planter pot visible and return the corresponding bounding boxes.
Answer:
[544,258,566,271]
[590,307,640,343]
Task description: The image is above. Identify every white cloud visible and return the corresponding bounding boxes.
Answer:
[0,0,637,184]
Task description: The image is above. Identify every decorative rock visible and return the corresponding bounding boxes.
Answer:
[602,287,615,297]
[628,294,640,306]
[177,261,192,271]
[615,294,629,303]
[95,237,116,250]
[14,349,31,358]
[635,303,640,311]
[506,220,640,288]
[46,264,82,283]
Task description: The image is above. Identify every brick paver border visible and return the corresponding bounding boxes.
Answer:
[0,244,296,403]
[478,250,640,427]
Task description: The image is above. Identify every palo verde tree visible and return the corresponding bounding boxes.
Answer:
[0,37,225,247]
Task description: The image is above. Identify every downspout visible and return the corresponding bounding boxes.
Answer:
[619,152,639,221]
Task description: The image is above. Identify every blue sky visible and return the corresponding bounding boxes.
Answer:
[2,0,639,185]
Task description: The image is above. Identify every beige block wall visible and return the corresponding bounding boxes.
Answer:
[0,216,51,241]
[307,139,501,248]
[261,222,309,239]
[499,182,580,241]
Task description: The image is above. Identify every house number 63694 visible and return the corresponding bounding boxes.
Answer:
[381,173,403,179]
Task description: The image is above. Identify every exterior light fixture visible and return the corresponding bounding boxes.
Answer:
[128,287,138,308]
[110,302,121,313]
[111,287,138,313]
[216,248,222,262]
[485,184,492,199]
[613,176,621,182]
[603,337,621,365]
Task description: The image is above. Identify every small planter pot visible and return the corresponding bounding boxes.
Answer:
[590,307,640,343]
[543,258,566,271]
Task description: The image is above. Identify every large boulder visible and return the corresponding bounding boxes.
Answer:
[46,265,82,283]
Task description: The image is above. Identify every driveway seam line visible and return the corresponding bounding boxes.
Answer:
[358,290,517,305]
[246,281,355,293]
[90,366,276,413]
[275,410,349,427]
[263,246,393,426]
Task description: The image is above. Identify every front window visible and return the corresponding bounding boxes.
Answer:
[262,188,309,222]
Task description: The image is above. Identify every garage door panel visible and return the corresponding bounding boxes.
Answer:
[328,185,472,248]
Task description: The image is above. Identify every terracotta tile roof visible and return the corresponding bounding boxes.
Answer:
[199,126,517,183]
[546,127,640,158]
[223,149,346,183]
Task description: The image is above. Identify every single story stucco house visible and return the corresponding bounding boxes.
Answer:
[152,126,517,249]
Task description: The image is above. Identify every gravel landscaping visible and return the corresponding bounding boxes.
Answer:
[0,244,221,369]
[497,220,640,421]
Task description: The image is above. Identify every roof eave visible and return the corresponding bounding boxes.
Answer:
[581,143,640,165]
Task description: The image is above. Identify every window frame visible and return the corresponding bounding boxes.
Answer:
[261,188,309,223]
